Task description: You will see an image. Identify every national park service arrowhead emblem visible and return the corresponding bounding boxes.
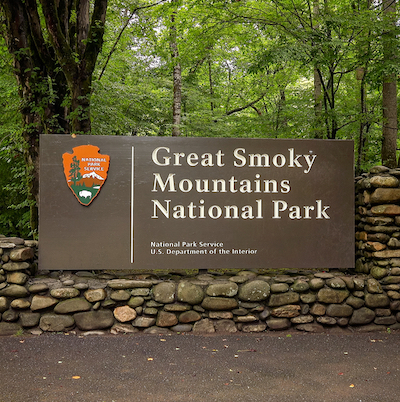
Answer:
[62,145,110,206]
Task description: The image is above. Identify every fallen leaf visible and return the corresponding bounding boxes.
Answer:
[19,340,25,344]
[160,339,166,342]
[338,372,344,375]
[147,357,154,361]
[72,376,81,380]
[349,384,355,388]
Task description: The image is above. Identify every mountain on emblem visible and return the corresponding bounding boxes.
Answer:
[62,145,110,206]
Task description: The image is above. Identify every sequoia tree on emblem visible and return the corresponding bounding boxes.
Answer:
[62,145,110,206]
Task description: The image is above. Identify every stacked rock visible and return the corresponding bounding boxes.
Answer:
[355,166,400,278]
[1,233,400,335]
[3,176,400,338]
[0,236,38,335]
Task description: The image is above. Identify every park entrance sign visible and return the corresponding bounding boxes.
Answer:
[39,135,354,270]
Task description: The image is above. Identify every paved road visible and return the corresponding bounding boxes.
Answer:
[0,330,399,402]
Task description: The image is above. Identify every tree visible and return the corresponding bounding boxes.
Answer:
[0,32,30,237]
[210,0,382,139]
[69,156,82,185]
[92,0,172,136]
[42,0,108,133]
[0,0,108,233]
[170,0,182,136]
[2,0,400,238]
[381,0,398,168]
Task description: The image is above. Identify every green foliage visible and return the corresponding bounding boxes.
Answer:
[0,137,31,238]
[0,37,31,237]
[1,0,400,234]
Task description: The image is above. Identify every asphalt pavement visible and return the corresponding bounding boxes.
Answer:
[0,330,399,402]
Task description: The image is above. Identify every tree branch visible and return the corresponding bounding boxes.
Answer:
[226,93,266,116]
[39,0,77,83]
[98,0,167,81]
[85,0,108,75]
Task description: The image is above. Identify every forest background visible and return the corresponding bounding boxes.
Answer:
[0,0,399,238]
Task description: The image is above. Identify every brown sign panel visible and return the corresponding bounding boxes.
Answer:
[39,135,354,270]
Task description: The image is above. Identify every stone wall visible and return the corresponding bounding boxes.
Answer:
[355,165,400,279]
[3,194,400,336]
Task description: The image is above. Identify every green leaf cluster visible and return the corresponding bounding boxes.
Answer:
[1,0,400,234]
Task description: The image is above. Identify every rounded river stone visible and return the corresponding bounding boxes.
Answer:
[201,297,238,310]
[30,295,58,311]
[50,288,80,299]
[54,297,92,314]
[84,288,107,303]
[179,310,202,323]
[317,288,349,304]
[268,291,300,307]
[0,285,29,298]
[73,310,114,330]
[152,282,176,304]
[177,282,204,304]
[39,314,75,332]
[206,282,238,297]
[113,305,137,322]
[349,307,375,325]
[238,280,270,302]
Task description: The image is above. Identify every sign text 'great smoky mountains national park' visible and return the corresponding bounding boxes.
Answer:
[39,135,354,270]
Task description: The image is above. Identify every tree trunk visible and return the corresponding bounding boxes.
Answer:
[170,2,182,136]
[0,0,108,234]
[356,68,367,174]
[0,0,65,235]
[312,0,323,139]
[313,67,323,138]
[381,0,398,168]
[275,89,287,131]
[208,58,215,113]
[40,0,108,134]
[382,76,398,167]
[70,70,93,133]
